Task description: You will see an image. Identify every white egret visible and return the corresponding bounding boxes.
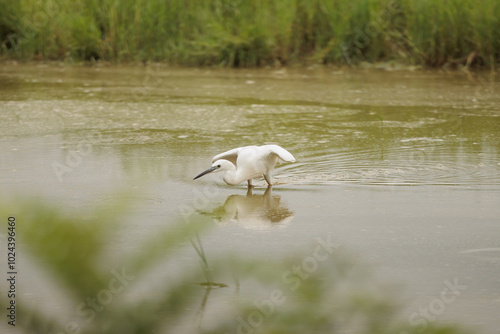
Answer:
[193,145,296,187]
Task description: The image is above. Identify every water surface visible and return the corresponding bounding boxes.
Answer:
[1,64,499,333]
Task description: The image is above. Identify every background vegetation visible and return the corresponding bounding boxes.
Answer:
[0,0,499,67]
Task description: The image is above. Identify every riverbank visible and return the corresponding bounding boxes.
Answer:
[1,0,499,68]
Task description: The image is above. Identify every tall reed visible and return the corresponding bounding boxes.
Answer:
[0,0,498,67]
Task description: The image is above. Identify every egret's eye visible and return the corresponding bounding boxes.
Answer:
[217,164,221,168]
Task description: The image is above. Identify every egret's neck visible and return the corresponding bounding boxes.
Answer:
[222,163,240,185]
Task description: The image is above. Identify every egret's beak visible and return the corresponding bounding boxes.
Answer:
[193,166,219,180]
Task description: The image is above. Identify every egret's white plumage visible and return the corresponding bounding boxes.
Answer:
[193,145,295,187]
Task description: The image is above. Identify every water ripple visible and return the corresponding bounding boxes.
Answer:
[277,144,500,187]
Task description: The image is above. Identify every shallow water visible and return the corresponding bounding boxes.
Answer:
[1,64,500,333]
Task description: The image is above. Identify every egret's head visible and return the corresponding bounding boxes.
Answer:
[193,160,233,180]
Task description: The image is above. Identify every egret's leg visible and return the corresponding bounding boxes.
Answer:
[264,173,273,186]
[247,179,253,188]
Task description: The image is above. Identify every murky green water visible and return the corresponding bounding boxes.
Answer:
[1,64,499,333]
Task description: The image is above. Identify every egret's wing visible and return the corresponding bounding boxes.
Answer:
[212,146,250,166]
[264,145,296,162]
[213,145,295,166]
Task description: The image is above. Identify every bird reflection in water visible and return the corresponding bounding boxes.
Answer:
[201,186,295,230]
[190,187,293,329]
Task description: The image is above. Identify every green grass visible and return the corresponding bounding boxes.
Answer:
[0,0,499,67]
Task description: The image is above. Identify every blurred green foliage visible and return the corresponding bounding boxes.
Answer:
[0,0,498,67]
[0,197,472,334]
